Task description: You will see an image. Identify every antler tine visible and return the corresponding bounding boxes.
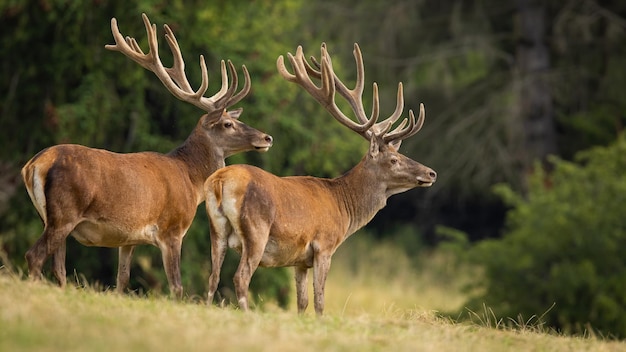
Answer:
[309,43,374,126]
[105,18,147,67]
[162,23,194,93]
[214,60,250,106]
[226,63,251,108]
[369,82,405,136]
[277,43,378,138]
[309,44,424,146]
[105,13,248,114]
[382,103,425,145]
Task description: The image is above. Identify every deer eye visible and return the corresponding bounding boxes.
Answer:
[390,158,398,165]
[223,122,233,128]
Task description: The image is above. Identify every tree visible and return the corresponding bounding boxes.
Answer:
[514,0,557,173]
[299,0,626,242]
[464,135,626,337]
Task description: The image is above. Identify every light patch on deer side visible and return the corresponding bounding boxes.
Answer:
[220,181,243,223]
[70,222,160,247]
[205,180,244,252]
[205,192,221,220]
[206,192,239,247]
[221,181,248,251]
[30,167,47,223]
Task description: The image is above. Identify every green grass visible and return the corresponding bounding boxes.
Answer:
[1,274,623,352]
[319,235,469,316]
[1,236,625,352]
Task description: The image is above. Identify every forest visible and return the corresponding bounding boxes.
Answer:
[1,0,626,338]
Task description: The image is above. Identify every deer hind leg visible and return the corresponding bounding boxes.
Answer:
[233,224,270,312]
[207,217,230,305]
[116,245,136,294]
[26,222,75,284]
[233,247,263,311]
[295,266,309,314]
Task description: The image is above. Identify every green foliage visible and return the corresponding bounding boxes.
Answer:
[552,2,626,159]
[302,1,520,196]
[464,134,626,337]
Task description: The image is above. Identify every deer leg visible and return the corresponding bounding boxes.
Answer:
[206,190,233,305]
[207,208,231,304]
[158,236,184,300]
[295,266,309,314]
[116,245,136,294]
[312,253,332,316]
[51,240,67,287]
[207,235,228,305]
[26,223,74,284]
[233,251,260,311]
[233,234,267,312]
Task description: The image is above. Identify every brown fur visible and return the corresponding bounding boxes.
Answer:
[22,109,272,298]
[205,137,436,314]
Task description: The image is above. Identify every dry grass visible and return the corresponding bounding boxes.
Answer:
[318,236,468,317]
[1,235,625,352]
[1,272,623,352]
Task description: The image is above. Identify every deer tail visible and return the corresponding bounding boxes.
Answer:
[205,176,224,215]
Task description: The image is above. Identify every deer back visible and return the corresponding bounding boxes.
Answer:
[23,145,195,237]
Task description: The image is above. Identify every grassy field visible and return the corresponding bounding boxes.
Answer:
[1,274,624,352]
[1,237,625,351]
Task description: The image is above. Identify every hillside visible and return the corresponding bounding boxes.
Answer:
[1,271,623,352]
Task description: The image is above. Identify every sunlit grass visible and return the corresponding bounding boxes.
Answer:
[2,234,625,351]
[318,235,468,317]
[1,270,624,352]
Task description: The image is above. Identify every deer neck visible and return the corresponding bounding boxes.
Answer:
[168,130,225,199]
[334,161,388,237]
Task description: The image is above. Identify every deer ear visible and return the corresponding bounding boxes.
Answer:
[369,134,381,159]
[201,111,222,129]
[228,107,243,120]
[389,140,402,150]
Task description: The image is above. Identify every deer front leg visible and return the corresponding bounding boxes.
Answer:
[116,245,136,294]
[295,266,309,314]
[312,253,332,316]
[158,236,184,300]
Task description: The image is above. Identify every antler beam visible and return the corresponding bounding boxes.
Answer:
[277,43,423,145]
[105,13,250,114]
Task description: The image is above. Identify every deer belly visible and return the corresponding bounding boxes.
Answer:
[259,239,313,268]
[70,221,159,247]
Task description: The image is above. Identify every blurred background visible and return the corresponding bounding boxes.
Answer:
[1,0,625,338]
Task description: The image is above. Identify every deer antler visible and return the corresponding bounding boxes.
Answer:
[105,13,250,114]
[277,43,424,146]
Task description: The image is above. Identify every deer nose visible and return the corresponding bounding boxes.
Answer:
[429,170,437,180]
[265,135,273,144]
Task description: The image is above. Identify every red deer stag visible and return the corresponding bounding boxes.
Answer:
[21,13,272,298]
[204,43,436,314]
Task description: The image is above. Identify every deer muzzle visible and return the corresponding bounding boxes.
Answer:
[416,168,437,187]
[254,134,273,152]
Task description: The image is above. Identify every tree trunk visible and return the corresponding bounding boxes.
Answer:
[515,0,557,172]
